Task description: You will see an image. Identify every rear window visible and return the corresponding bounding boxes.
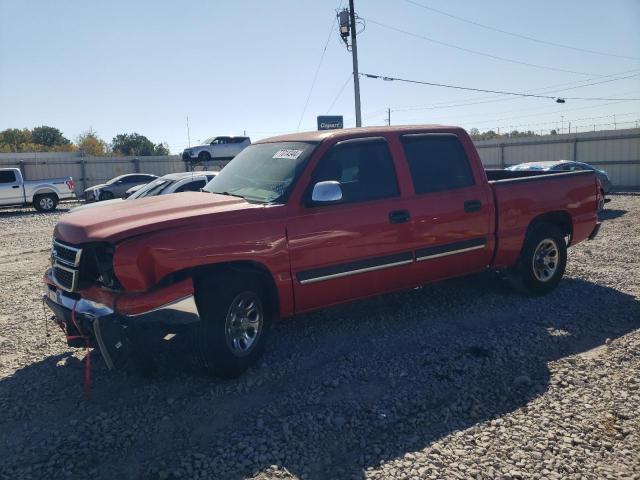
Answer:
[401,134,474,194]
[0,170,17,183]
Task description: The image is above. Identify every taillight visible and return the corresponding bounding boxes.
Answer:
[66,179,75,190]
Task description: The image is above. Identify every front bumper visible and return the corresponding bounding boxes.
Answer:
[44,280,200,370]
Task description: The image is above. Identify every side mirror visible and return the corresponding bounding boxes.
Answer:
[311,181,343,204]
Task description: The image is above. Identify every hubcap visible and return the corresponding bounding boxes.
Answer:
[224,292,263,357]
[40,197,54,210]
[532,238,559,282]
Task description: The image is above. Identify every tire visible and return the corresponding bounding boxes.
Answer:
[33,193,58,212]
[198,151,212,162]
[99,190,115,201]
[192,272,272,378]
[509,222,567,295]
[598,189,605,212]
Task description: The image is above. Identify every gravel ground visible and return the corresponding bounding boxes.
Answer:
[0,196,638,480]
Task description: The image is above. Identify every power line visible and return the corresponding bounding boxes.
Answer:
[403,0,640,61]
[360,72,640,102]
[326,73,352,114]
[389,71,640,113]
[296,1,343,131]
[367,19,599,76]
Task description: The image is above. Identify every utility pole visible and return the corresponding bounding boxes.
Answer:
[349,0,361,127]
[338,1,362,127]
[387,108,391,126]
[186,116,191,147]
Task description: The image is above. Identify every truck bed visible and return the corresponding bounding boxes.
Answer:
[486,168,598,269]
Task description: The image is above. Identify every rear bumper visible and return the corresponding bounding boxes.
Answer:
[43,276,200,369]
[588,222,601,240]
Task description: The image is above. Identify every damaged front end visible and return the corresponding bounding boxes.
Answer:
[45,239,200,371]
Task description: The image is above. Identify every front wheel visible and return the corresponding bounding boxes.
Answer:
[99,190,115,201]
[509,223,567,295]
[33,194,58,212]
[192,273,271,378]
[198,151,212,162]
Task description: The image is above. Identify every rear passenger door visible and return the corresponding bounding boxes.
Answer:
[400,133,494,283]
[287,137,415,312]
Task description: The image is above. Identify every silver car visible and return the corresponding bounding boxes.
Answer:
[506,160,613,194]
[72,172,217,212]
[83,174,158,202]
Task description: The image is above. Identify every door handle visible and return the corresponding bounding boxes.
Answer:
[389,209,411,224]
[464,200,482,213]
[11,185,20,189]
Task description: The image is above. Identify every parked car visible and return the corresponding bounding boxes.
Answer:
[83,174,158,202]
[507,161,613,194]
[124,183,146,198]
[71,172,217,212]
[182,136,251,162]
[0,167,75,212]
[44,125,600,378]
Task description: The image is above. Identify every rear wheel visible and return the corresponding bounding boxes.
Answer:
[508,222,567,295]
[192,273,271,378]
[33,193,58,212]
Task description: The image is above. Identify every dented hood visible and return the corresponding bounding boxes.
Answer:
[54,192,260,244]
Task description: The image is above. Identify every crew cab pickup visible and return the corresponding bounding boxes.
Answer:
[0,167,75,212]
[43,126,600,377]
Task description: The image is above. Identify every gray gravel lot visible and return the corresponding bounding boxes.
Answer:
[0,196,638,480]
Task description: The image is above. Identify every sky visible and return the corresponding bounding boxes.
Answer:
[1,0,639,153]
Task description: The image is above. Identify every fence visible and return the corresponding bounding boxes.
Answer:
[0,153,201,196]
[474,128,640,188]
[1,128,639,193]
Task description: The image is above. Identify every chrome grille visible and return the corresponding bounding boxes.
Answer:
[52,240,82,267]
[51,239,82,292]
[52,264,78,292]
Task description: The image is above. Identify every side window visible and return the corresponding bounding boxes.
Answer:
[0,170,17,183]
[400,134,474,194]
[175,179,206,192]
[310,138,399,204]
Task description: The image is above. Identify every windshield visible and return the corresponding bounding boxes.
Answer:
[203,142,316,203]
[202,137,215,144]
[129,178,171,198]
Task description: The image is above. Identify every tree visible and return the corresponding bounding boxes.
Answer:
[154,142,170,155]
[77,129,107,156]
[31,126,71,147]
[0,128,32,152]
[111,133,156,156]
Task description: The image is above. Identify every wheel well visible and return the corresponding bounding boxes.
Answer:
[190,261,280,317]
[33,190,58,200]
[527,211,573,239]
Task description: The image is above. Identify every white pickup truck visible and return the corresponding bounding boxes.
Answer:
[182,136,251,162]
[0,168,76,212]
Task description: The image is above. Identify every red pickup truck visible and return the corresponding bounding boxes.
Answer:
[44,125,601,377]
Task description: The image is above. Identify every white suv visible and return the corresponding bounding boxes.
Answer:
[182,136,251,162]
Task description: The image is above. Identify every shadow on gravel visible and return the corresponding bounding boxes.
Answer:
[599,208,627,221]
[1,276,639,479]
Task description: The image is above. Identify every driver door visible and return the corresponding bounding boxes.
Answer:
[287,137,415,313]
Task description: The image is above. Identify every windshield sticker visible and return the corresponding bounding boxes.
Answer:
[273,149,303,160]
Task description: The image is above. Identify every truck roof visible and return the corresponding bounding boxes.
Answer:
[255,124,456,144]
